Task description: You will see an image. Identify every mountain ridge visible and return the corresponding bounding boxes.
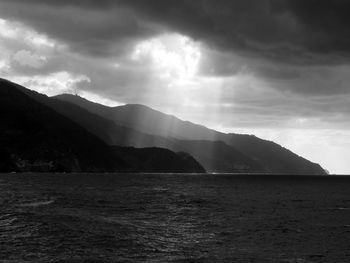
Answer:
[1,80,255,173]
[50,96,267,173]
[0,78,205,173]
[55,94,217,141]
[55,93,326,175]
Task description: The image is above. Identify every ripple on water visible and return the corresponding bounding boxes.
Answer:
[17,200,55,207]
[0,173,350,262]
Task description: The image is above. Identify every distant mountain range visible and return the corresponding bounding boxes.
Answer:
[0,78,326,174]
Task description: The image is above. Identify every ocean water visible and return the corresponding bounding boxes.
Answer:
[0,173,349,263]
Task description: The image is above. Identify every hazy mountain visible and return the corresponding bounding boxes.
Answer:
[222,134,325,174]
[0,80,254,173]
[52,95,266,172]
[55,94,218,141]
[56,94,326,175]
[168,140,263,173]
[15,87,168,148]
[0,79,205,173]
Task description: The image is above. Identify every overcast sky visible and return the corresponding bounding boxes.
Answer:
[1,0,349,174]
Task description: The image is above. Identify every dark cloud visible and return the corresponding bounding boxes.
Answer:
[0,0,350,63]
[116,0,350,63]
[0,0,158,57]
[1,0,350,99]
[1,0,350,114]
[287,0,350,54]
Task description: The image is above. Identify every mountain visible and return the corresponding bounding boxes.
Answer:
[3,81,254,173]
[47,95,264,173]
[113,147,204,173]
[55,94,326,175]
[0,79,121,172]
[14,86,170,148]
[55,94,218,141]
[221,134,325,174]
[0,79,205,173]
[4,88,260,173]
[168,140,263,173]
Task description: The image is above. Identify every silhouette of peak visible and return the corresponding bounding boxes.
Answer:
[55,93,82,99]
[115,103,179,119]
[54,93,109,106]
[117,103,152,110]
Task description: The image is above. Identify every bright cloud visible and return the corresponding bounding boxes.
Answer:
[132,34,201,84]
[0,18,17,38]
[13,50,46,68]
[11,71,90,96]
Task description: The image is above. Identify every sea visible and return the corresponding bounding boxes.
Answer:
[0,173,349,263]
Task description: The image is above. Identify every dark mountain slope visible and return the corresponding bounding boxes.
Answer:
[17,88,169,148]
[56,94,326,175]
[113,147,204,173]
[55,94,217,141]
[0,79,123,172]
[169,140,263,173]
[0,79,205,173]
[223,134,325,174]
[53,95,264,173]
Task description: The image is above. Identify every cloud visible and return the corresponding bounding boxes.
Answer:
[0,0,349,64]
[1,13,350,129]
[2,0,350,89]
[11,71,90,96]
[115,0,350,64]
[0,0,159,58]
[13,50,46,68]
[287,0,350,55]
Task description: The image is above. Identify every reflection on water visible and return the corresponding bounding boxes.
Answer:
[0,173,349,262]
[17,200,55,207]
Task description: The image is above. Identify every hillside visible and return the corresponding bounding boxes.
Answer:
[55,94,326,175]
[56,94,219,141]
[0,79,205,173]
[52,95,267,173]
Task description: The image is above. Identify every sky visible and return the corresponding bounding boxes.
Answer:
[0,0,350,174]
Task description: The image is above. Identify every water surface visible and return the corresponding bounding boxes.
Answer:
[0,173,349,262]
